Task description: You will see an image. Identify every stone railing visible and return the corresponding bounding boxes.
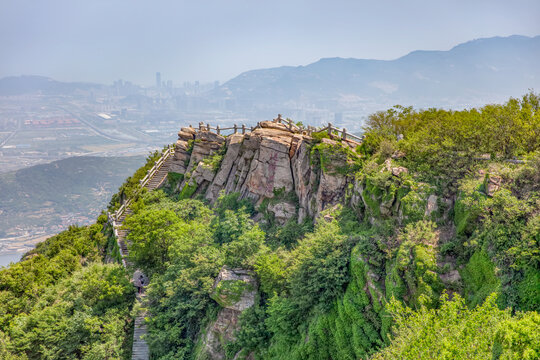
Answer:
[191,115,364,143]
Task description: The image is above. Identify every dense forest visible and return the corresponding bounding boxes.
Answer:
[1,93,539,359]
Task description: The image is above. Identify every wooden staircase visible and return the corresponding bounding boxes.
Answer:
[107,146,174,360]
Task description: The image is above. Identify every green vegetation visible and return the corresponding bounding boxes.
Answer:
[108,150,163,211]
[1,94,539,359]
[461,250,500,307]
[385,221,442,307]
[258,188,311,249]
[364,92,540,189]
[179,180,199,200]
[373,294,540,360]
[201,143,227,172]
[0,221,135,359]
[211,280,253,308]
[310,141,362,175]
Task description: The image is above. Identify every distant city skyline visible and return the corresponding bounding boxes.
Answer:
[1,0,539,85]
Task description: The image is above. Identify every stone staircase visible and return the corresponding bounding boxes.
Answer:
[144,157,172,191]
[107,147,174,360]
[132,308,150,360]
[114,153,173,261]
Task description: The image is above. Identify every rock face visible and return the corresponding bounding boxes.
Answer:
[486,174,502,197]
[198,267,257,360]
[267,201,297,225]
[169,121,361,221]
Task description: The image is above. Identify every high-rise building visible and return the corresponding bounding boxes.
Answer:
[156,72,161,89]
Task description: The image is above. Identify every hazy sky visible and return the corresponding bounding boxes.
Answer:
[1,0,539,85]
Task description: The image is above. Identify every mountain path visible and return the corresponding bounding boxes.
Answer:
[112,155,172,360]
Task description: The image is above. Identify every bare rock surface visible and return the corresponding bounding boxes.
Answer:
[268,201,297,225]
[486,175,502,196]
[199,267,257,360]
[425,194,439,217]
[170,123,364,221]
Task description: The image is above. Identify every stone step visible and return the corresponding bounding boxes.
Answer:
[131,313,149,360]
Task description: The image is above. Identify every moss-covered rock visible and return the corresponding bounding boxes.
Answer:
[310,140,362,176]
[211,280,254,308]
[210,267,257,311]
[179,179,198,200]
[385,221,443,308]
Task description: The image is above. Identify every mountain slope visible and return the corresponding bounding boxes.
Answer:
[0,155,145,240]
[217,35,540,109]
[0,75,104,96]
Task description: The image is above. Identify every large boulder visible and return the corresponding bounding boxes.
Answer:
[198,267,257,360]
[210,267,257,311]
[425,194,439,217]
[485,174,502,197]
[178,126,196,141]
[169,139,191,174]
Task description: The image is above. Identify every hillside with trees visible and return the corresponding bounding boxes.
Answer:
[1,93,539,359]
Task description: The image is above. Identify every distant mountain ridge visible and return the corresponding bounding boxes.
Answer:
[2,35,539,112]
[217,35,540,109]
[0,75,103,96]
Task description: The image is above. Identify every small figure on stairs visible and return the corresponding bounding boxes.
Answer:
[134,270,148,294]
[139,274,145,294]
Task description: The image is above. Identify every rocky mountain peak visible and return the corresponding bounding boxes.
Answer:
[169,120,363,224]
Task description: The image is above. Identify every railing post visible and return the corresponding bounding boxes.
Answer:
[288,119,292,131]
[242,124,246,134]
[199,122,203,131]
[327,123,332,138]
[342,128,347,140]
[207,123,210,131]
[216,125,220,135]
[234,124,237,134]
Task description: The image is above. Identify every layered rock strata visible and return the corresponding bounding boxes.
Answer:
[170,121,362,223]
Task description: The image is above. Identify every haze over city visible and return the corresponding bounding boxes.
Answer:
[1,0,540,85]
